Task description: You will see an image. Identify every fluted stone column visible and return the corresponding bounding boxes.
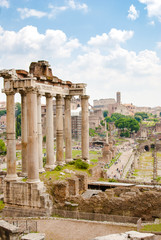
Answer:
[81,95,89,162]
[37,93,44,172]
[65,95,72,163]
[21,92,28,176]
[27,89,39,183]
[5,91,18,181]
[56,95,64,164]
[45,93,55,169]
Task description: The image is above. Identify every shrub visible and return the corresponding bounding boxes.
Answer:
[43,157,46,167]
[75,159,89,169]
[54,165,63,171]
[68,161,75,165]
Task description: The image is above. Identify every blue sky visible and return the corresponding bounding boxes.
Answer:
[0,0,161,107]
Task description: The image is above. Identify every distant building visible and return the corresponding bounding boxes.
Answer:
[71,108,82,140]
[0,102,6,111]
[116,92,121,105]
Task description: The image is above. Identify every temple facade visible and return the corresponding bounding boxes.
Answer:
[0,60,90,217]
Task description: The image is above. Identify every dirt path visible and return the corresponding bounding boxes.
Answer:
[37,218,136,240]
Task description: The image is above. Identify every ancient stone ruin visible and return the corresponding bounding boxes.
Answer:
[0,60,90,217]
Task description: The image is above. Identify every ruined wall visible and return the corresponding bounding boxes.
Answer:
[50,174,88,202]
[3,181,52,217]
[53,186,161,221]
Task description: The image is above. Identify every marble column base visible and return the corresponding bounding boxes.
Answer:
[82,158,90,164]
[39,168,45,173]
[55,161,66,166]
[5,174,18,181]
[26,179,40,184]
[65,158,73,163]
[45,164,56,170]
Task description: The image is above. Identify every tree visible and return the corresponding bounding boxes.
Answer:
[15,102,21,117]
[15,103,21,138]
[134,115,142,123]
[89,128,97,137]
[103,110,108,118]
[115,118,127,132]
[16,114,21,138]
[115,117,140,137]
[134,112,148,120]
[0,110,6,117]
[100,120,105,126]
[0,139,7,155]
[127,118,140,133]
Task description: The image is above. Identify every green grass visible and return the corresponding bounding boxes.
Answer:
[72,150,81,158]
[0,200,5,211]
[40,162,96,182]
[90,159,98,163]
[89,150,98,155]
[141,223,161,232]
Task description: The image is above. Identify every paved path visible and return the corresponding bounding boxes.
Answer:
[106,139,134,179]
[37,218,136,240]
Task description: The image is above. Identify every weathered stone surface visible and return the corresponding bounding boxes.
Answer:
[54,185,161,220]
[75,173,88,194]
[92,231,155,240]
[3,181,52,217]
[0,220,21,240]
[51,181,69,202]
[21,233,45,240]
[67,177,79,196]
[89,166,102,179]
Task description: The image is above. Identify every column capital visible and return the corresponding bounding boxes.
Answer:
[45,93,55,98]
[56,94,63,99]
[4,90,16,96]
[37,91,44,97]
[65,95,72,100]
[26,87,38,94]
[81,95,90,100]
[19,90,27,96]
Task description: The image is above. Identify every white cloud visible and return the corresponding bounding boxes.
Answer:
[48,4,68,18]
[109,29,134,43]
[68,0,88,12]
[17,1,88,19]
[138,0,161,22]
[87,29,134,52]
[149,20,155,25]
[128,4,139,20]
[17,8,47,19]
[0,26,161,107]
[0,25,81,65]
[0,0,9,8]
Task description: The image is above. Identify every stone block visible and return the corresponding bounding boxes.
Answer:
[75,173,88,193]
[51,181,69,201]
[67,177,79,196]
[3,181,52,217]
[88,166,102,179]
[0,220,21,240]
[21,233,45,240]
[92,231,156,240]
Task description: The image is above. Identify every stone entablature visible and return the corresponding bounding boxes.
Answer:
[1,61,86,97]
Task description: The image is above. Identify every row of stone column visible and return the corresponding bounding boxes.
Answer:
[5,89,89,182]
